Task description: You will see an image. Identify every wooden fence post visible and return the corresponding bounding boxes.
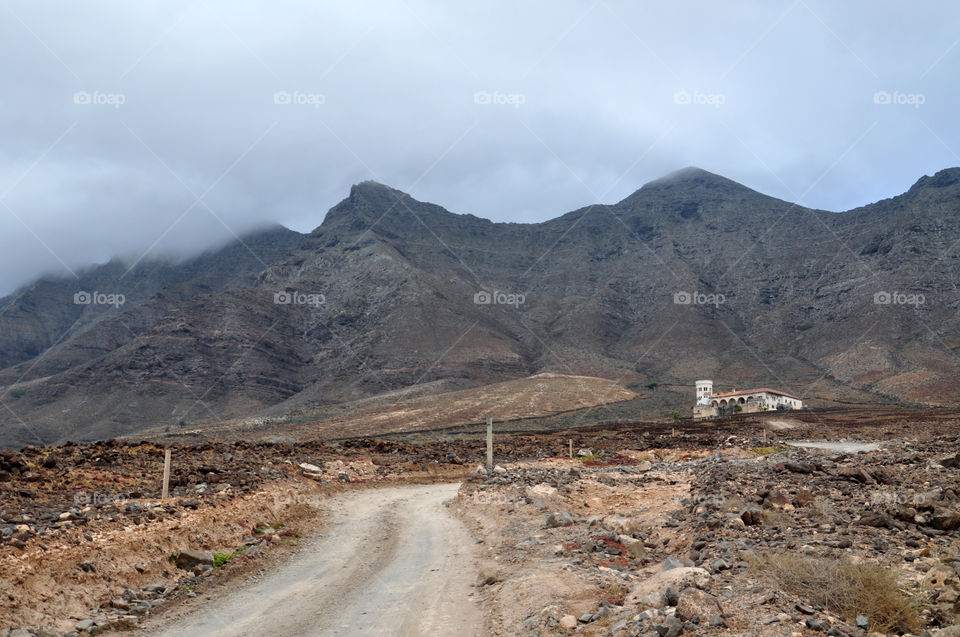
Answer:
[486,418,493,469]
[161,448,171,500]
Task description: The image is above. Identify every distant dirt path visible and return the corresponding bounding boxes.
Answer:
[143,483,482,637]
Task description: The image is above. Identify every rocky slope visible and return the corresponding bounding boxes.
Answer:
[1,168,959,447]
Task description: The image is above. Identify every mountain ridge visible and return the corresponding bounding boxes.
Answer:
[1,166,958,448]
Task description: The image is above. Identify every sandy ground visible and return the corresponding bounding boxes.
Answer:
[139,483,483,637]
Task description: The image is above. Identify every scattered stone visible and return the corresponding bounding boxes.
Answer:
[559,614,577,629]
[805,617,828,631]
[544,511,574,528]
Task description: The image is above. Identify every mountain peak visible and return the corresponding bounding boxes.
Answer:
[642,166,742,189]
[350,180,406,197]
[615,167,759,206]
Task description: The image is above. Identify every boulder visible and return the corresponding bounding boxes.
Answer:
[625,566,711,608]
[620,535,647,559]
[741,507,763,526]
[929,509,960,531]
[858,511,890,527]
[676,587,723,621]
[298,462,324,480]
[174,549,215,570]
[544,511,574,528]
[924,565,957,589]
[938,453,960,468]
[525,484,558,500]
[603,515,640,535]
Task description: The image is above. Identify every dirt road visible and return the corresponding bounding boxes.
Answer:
[143,483,482,637]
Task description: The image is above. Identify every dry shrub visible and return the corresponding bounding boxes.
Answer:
[599,581,630,606]
[750,551,919,633]
[760,509,793,528]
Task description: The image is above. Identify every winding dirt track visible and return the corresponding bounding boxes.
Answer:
[144,483,482,637]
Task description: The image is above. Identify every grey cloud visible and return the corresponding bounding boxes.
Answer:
[1,0,958,295]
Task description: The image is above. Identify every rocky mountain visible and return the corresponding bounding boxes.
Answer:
[1,168,958,448]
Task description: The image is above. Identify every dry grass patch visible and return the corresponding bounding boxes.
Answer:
[750,551,919,633]
[748,446,787,456]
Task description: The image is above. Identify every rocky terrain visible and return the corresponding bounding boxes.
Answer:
[454,414,960,636]
[1,408,960,634]
[3,167,960,447]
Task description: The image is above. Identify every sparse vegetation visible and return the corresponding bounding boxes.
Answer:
[749,551,919,633]
[748,445,787,456]
[577,452,604,463]
[669,410,682,421]
[8,388,26,399]
[645,382,658,390]
[213,547,246,568]
[796,323,814,331]
[760,508,793,528]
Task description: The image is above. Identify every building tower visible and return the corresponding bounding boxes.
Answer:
[695,380,713,405]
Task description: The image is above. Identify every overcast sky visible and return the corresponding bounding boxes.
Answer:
[0,0,957,296]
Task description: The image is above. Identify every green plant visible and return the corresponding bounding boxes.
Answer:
[8,388,26,399]
[213,547,246,568]
[796,323,814,331]
[669,410,682,421]
[577,452,604,463]
[645,382,658,390]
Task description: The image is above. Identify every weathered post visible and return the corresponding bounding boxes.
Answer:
[486,418,493,470]
[161,448,171,500]
[569,439,573,459]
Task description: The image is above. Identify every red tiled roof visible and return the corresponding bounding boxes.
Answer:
[709,388,801,400]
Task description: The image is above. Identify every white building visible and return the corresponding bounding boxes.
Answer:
[693,380,802,419]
